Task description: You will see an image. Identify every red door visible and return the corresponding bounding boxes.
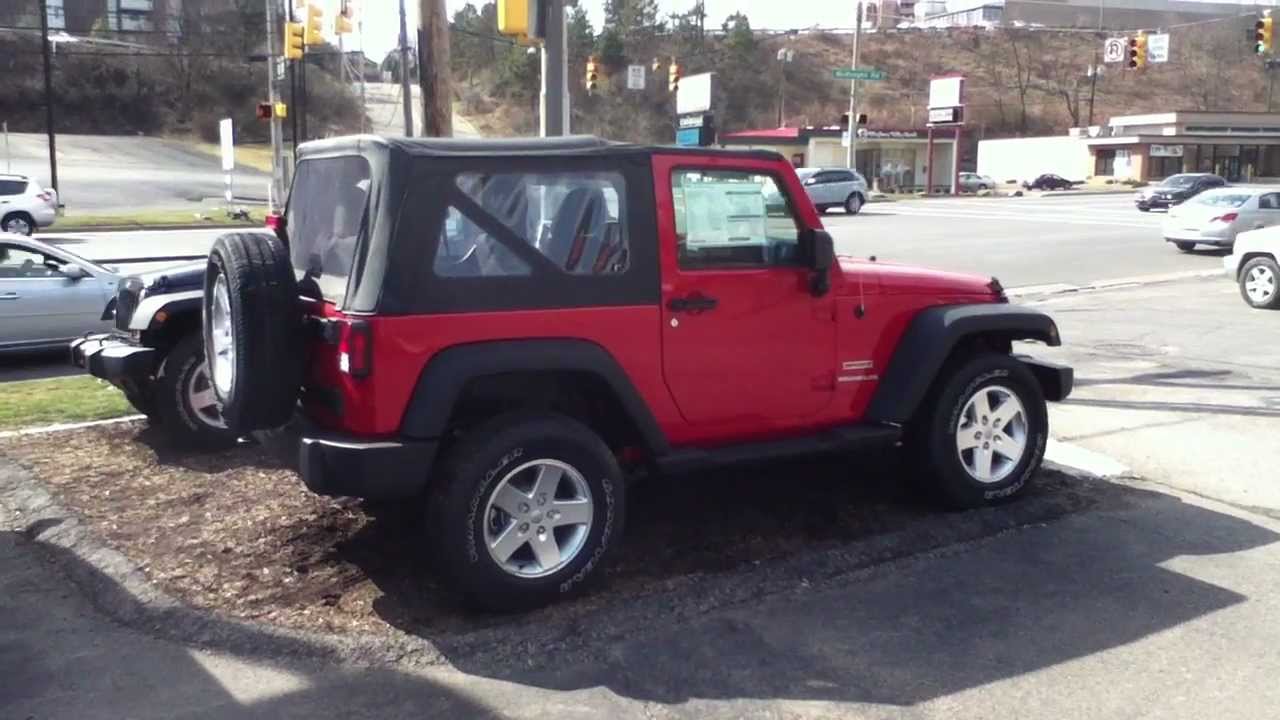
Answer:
[653,155,837,441]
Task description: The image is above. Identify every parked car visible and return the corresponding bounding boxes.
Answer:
[1162,187,1280,252]
[1135,173,1226,212]
[796,167,868,215]
[0,234,117,355]
[72,260,233,447]
[958,172,995,192]
[1022,174,1082,191]
[0,174,58,235]
[196,135,1071,612]
[1223,225,1280,309]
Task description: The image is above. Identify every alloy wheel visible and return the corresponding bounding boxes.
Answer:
[208,273,236,397]
[483,459,594,578]
[1245,264,1277,305]
[955,385,1029,484]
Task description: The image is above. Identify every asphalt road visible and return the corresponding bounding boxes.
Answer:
[826,193,1222,288]
[7,133,270,213]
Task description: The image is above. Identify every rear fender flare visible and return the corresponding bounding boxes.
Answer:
[399,339,670,455]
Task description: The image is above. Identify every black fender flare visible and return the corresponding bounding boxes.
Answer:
[865,304,1063,424]
[399,339,671,454]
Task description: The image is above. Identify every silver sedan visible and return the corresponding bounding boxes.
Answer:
[1163,187,1280,253]
[0,233,119,355]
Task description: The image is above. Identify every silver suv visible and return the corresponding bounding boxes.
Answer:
[797,167,868,215]
[0,174,58,235]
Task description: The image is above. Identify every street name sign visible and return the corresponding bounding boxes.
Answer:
[833,68,887,81]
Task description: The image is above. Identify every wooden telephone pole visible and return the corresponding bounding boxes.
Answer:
[418,0,453,137]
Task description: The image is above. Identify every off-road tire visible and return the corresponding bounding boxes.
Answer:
[1239,256,1280,310]
[909,353,1048,510]
[428,411,626,612]
[155,333,238,449]
[203,232,302,433]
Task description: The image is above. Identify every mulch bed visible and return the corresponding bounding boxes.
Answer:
[0,421,934,639]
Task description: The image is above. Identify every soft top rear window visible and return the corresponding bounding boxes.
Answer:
[287,156,371,305]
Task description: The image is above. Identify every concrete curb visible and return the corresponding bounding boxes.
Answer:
[0,415,147,439]
[1007,269,1222,299]
[1025,189,1140,199]
[46,223,256,234]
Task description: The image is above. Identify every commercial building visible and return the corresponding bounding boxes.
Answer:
[917,0,1242,29]
[720,125,961,192]
[976,111,1280,184]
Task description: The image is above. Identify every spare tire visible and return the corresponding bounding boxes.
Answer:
[203,232,303,433]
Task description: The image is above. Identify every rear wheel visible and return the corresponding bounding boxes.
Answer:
[1174,241,1196,252]
[908,354,1048,509]
[1,212,34,236]
[845,193,864,215]
[203,232,303,434]
[428,412,626,611]
[1239,256,1280,309]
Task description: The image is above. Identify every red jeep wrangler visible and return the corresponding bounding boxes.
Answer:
[202,136,1071,611]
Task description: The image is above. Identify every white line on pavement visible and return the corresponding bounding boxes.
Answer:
[1007,269,1222,298]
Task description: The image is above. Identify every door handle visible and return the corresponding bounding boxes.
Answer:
[667,292,718,314]
[0,292,19,300]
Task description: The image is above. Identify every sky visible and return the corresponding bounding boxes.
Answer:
[348,0,858,64]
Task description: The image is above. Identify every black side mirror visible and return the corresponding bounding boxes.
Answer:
[802,228,834,296]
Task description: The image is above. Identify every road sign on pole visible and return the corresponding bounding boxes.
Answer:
[1103,37,1126,63]
[1147,33,1170,63]
[626,64,645,90]
[834,67,887,81]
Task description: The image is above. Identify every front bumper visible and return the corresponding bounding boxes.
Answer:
[70,333,156,383]
[299,431,439,500]
[1224,253,1243,279]
[1017,356,1073,402]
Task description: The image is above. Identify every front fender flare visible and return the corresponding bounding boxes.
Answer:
[865,304,1062,424]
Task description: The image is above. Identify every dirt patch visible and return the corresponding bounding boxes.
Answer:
[0,421,1088,655]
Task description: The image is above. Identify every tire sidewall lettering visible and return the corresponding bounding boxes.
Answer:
[465,447,525,565]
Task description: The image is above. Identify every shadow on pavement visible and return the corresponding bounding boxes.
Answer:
[0,349,79,383]
[0,530,500,720]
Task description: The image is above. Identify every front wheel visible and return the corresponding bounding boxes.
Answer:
[1240,256,1280,309]
[155,333,238,448]
[909,354,1048,509]
[428,412,626,611]
[845,193,864,215]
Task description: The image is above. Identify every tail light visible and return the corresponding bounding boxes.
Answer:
[36,191,53,204]
[265,212,286,237]
[337,319,372,378]
[1211,212,1239,224]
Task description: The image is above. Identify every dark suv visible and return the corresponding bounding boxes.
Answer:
[204,135,1072,611]
[1136,173,1226,211]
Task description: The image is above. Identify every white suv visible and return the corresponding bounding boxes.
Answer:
[0,174,58,235]
[1225,226,1280,310]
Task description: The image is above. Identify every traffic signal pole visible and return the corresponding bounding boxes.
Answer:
[540,0,569,136]
[264,0,287,210]
[398,0,415,136]
[845,1,861,171]
[38,0,59,200]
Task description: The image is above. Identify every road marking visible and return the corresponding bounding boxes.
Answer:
[1045,439,1132,479]
[859,207,1159,228]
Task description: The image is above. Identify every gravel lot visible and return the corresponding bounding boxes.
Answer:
[0,421,1099,672]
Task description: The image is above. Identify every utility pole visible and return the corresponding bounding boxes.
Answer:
[288,1,299,156]
[845,1,862,171]
[539,0,568,136]
[398,0,415,136]
[38,0,59,199]
[1087,58,1100,126]
[419,0,454,136]
[265,0,287,209]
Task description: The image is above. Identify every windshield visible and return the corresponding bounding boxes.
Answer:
[1193,191,1249,208]
[286,156,371,305]
[1162,175,1198,188]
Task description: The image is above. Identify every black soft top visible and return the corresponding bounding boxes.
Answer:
[297,134,784,162]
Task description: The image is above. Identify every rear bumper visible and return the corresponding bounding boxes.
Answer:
[1164,226,1234,246]
[298,431,439,500]
[1017,356,1073,402]
[70,333,155,384]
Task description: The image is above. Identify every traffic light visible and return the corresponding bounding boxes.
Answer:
[256,102,272,120]
[1257,16,1273,55]
[335,4,354,35]
[586,56,599,95]
[1127,33,1147,69]
[497,0,532,39]
[283,21,304,60]
[668,62,680,93]
[303,3,324,46]
[856,113,868,126]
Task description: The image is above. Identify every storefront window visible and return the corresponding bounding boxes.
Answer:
[1095,149,1116,176]
[1263,146,1280,177]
